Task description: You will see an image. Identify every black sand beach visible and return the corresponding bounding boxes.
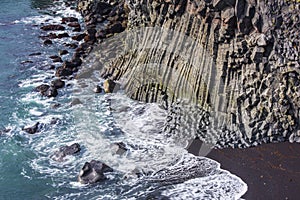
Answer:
[206,142,300,199]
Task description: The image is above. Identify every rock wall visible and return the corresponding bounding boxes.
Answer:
[76,0,300,148]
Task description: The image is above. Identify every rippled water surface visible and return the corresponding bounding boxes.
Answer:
[0,0,247,199]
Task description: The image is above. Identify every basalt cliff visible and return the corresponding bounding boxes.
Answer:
[74,0,300,148]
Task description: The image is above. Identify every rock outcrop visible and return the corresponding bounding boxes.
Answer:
[76,0,300,148]
[51,143,81,162]
[78,160,113,184]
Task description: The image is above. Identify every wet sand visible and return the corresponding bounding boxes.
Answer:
[204,142,300,199]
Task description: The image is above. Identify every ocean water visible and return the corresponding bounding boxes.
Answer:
[0,0,247,199]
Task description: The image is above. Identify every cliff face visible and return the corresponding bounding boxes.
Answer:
[77,0,300,148]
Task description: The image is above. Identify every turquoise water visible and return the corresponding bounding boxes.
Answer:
[0,1,54,199]
[0,0,248,199]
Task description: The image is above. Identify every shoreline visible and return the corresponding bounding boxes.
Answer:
[6,0,299,198]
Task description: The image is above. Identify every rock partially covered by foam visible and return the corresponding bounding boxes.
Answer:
[78,160,113,184]
[22,122,42,134]
[51,143,81,162]
[111,142,128,155]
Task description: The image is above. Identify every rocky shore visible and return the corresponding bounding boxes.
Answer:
[28,0,299,148]
[70,0,300,149]
[10,0,299,196]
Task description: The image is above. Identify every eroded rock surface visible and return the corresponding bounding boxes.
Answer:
[76,0,300,147]
[51,143,81,162]
[78,160,113,184]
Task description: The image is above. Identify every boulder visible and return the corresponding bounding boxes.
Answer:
[93,85,103,93]
[65,43,78,49]
[73,27,82,32]
[51,143,81,162]
[45,87,58,97]
[23,122,41,134]
[78,160,113,184]
[59,50,69,56]
[29,52,42,56]
[55,67,73,77]
[43,39,53,45]
[72,33,87,41]
[36,84,50,94]
[63,59,82,69]
[103,79,116,93]
[35,84,58,97]
[111,142,128,155]
[70,98,82,106]
[50,55,63,63]
[57,33,70,38]
[67,22,81,28]
[107,22,125,34]
[61,17,78,23]
[51,79,65,89]
[41,24,65,31]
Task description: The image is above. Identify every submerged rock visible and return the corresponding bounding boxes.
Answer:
[111,142,128,155]
[51,143,81,162]
[70,98,82,106]
[0,128,11,136]
[78,160,113,184]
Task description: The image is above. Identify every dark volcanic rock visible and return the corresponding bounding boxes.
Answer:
[55,67,73,77]
[40,33,58,40]
[59,50,69,56]
[57,33,70,38]
[36,84,50,94]
[29,52,42,56]
[93,85,103,93]
[67,22,81,28]
[84,0,300,147]
[41,24,65,31]
[65,43,78,49]
[0,128,11,136]
[73,27,82,32]
[62,17,78,23]
[107,22,125,34]
[44,87,58,97]
[50,55,63,63]
[78,160,113,184]
[51,143,81,162]
[35,84,58,97]
[23,122,41,134]
[51,79,65,89]
[43,39,53,45]
[72,33,86,41]
[111,142,128,155]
